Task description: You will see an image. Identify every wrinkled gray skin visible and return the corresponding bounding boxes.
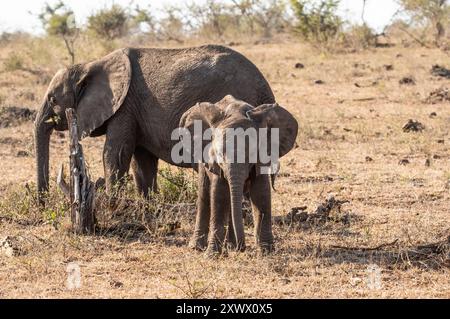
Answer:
[180,95,298,254]
[35,45,275,203]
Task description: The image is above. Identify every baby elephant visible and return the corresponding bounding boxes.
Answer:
[179,95,298,255]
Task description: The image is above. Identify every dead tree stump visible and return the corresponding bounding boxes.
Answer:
[65,108,95,234]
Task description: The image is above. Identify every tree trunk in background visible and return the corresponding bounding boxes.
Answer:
[66,108,95,234]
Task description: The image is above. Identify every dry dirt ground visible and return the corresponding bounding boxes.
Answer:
[0,41,449,298]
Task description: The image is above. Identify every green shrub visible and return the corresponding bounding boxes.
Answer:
[131,5,155,31]
[45,11,77,38]
[0,183,68,227]
[290,0,343,45]
[87,5,129,40]
[157,167,197,204]
[37,1,78,64]
[187,0,287,41]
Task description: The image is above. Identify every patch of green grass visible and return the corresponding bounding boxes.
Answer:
[157,167,197,204]
[0,182,69,226]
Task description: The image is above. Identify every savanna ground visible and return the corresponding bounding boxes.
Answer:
[0,37,449,298]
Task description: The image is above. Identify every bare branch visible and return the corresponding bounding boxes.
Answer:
[57,164,70,199]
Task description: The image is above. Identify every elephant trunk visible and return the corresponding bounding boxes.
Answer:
[34,99,54,204]
[227,167,246,251]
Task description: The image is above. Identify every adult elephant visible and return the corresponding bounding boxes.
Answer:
[35,45,275,202]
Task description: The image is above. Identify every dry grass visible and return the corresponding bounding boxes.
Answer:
[0,38,449,298]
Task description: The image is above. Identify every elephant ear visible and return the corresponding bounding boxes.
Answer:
[180,102,224,129]
[216,95,253,117]
[76,49,131,139]
[180,102,224,174]
[246,103,298,158]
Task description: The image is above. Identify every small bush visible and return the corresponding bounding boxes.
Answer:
[157,167,197,204]
[0,183,68,227]
[342,24,377,49]
[87,5,129,40]
[37,1,79,64]
[91,169,197,239]
[45,11,77,38]
[290,0,343,45]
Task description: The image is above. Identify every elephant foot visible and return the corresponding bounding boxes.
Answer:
[224,243,246,253]
[226,232,237,251]
[226,241,237,251]
[258,242,274,255]
[236,243,246,252]
[188,236,208,251]
[226,240,246,252]
[225,230,246,252]
[204,246,228,259]
[204,240,226,258]
[204,248,221,259]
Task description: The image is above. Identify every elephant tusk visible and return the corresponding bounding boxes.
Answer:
[44,115,61,125]
[268,162,280,192]
[271,174,277,191]
[57,164,70,199]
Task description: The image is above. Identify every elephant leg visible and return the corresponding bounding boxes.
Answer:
[226,211,237,250]
[189,165,210,251]
[250,174,274,253]
[206,175,230,256]
[131,147,158,198]
[103,116,136,200]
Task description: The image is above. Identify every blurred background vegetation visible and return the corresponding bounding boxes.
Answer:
[0,0,448,71]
